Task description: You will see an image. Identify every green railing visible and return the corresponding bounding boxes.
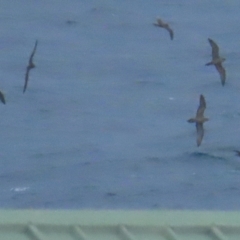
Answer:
[0,210,239,239]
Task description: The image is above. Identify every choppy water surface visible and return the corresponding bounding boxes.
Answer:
[0,0,240,209]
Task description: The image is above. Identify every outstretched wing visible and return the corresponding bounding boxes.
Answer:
[0,90,6,104]
[208,38,219,59]
[23,67,30,93]
[196,94,206,118]
[234,150,240,156]
[166,26,174,40]
[215,63,226,86]
[196,122,204,147]
[29,40,38,65]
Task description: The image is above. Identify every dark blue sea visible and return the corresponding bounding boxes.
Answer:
[1,0,240,209]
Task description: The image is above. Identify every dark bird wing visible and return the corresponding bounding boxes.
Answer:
[23,67,30,93]
[0,90,6,104]
[196,122,204,147]
[29,40,38,65]
[196,94,206,118]
[215,63,226,86]
[208,38,219,59]
[166,26,174,40]
[234,150,240,156]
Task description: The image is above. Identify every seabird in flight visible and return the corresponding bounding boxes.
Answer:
[23,40,38,93]
[205,38,226,86]
[153,18,174,40]
[187,94,209,147]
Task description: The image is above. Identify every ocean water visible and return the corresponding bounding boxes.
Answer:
[0,0,240,209]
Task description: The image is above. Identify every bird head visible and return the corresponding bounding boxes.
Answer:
[203,117,209,122]
[221,57,226,62]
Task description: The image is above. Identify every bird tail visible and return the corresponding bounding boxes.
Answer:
[205,61,213,66]
[187,118,196,123]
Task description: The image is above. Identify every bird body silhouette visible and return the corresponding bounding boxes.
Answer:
[23,40,38,93]
[188,95,209,147]
[205,38,226,86]
[153,18,174,40]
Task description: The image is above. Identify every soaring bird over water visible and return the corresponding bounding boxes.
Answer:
[205,38,226,86]
[153,18,174,40]
[188,94,209,147]
[23,40,38,93]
